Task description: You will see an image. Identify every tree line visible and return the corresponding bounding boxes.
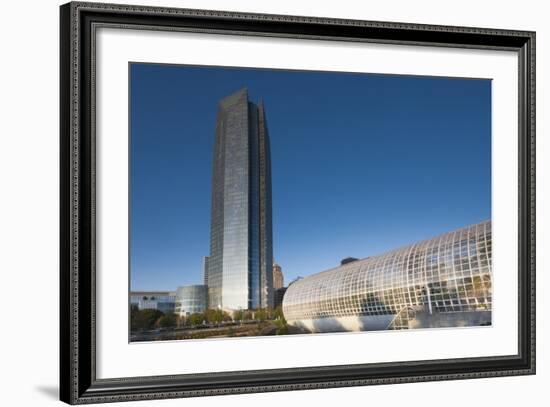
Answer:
[130,305,286,332]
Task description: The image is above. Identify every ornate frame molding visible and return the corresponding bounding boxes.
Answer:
[60,2,535,404]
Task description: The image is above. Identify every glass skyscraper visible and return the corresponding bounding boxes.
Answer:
[206,88,274,310]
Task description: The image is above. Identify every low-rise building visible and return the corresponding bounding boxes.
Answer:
[130,291,176,314]
[175,285,208,317]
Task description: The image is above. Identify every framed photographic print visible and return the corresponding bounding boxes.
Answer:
[60,1,535,404]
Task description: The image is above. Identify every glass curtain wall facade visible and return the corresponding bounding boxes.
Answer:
[282,221,492,332]
[175,285,208,317]
[208,88,274,310]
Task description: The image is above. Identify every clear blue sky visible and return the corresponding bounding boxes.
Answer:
[130,63,491,291]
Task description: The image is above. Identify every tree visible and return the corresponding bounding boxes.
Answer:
[156,312,177,329]
[274,318,289,335]
[204,309,228,325]
[273,306,285,321]
[131,309,164,331]
[130,305,139,327]
[254,308,267,322]
[186,312,205,326]
[233,310,244,323]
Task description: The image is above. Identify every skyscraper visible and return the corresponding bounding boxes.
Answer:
[202,256,209,287]
[208,88,274,310]
[273,263,284,290]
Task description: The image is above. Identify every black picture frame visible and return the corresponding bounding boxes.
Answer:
[60,1,536,404]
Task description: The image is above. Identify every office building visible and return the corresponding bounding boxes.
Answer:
[274,287,287,308]
[207,88,274,310]
[175,285,208,317]
[130,291,176,314]
[202,256,210,287]
[273,263,284,290]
